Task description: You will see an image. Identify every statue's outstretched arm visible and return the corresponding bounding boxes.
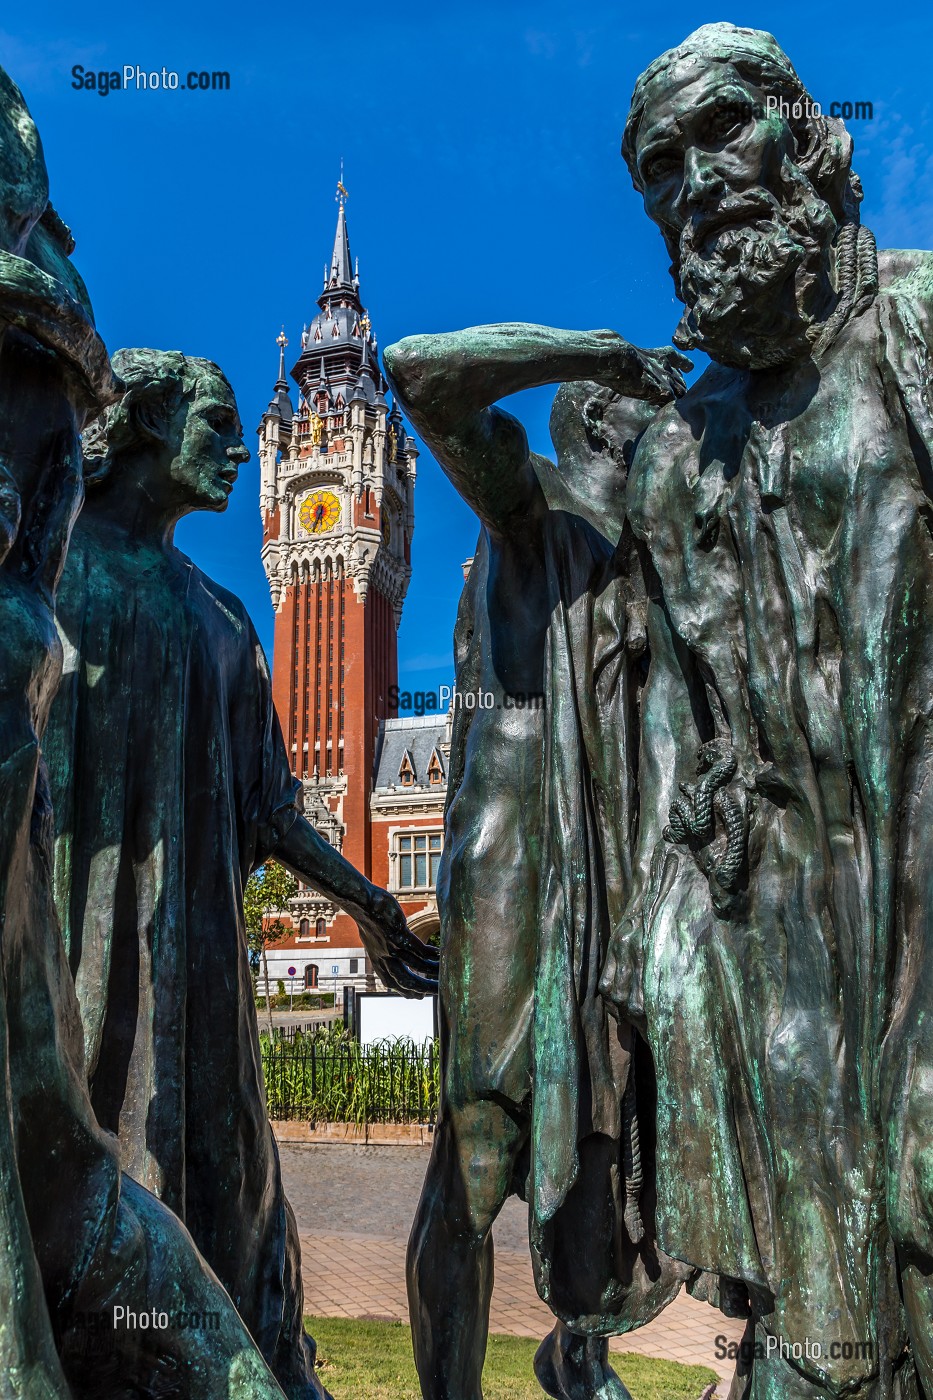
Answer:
[384,323,688,539]
[272,813,439,998]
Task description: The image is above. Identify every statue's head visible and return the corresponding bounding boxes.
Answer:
[622,24,872,370]
[83,348,249,518]
[0,65,49,257]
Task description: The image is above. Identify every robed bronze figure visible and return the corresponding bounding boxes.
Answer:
[0,63,294,1398]
[389,23,933,1400]
[43,346,438,1397]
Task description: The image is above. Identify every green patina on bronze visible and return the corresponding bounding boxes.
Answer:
[600,23,932,1399]
[0,63,291,1398]
[387,21,933,1400]
[42,346,438,1398]
[386,326,691,1400]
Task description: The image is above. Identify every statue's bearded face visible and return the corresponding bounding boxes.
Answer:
[632,61,838,369]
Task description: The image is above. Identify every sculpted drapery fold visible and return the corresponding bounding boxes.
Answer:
[607,256,933,1391]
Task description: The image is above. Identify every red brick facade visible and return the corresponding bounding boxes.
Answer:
[256,196,445,991]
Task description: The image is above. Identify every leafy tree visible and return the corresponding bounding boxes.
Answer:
[244,861,299,1036]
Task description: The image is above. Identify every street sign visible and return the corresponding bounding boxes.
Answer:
[331,964,340,976]
[287,966,296,977]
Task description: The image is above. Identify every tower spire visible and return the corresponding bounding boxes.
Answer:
[329,163,353,289]
[291,173,380,405]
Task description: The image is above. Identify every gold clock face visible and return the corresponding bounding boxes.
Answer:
[300,490,341,535]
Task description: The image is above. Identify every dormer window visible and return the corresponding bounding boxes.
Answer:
[427,748,444,786]
[398,751,415,786]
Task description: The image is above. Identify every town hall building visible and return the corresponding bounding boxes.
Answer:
[256,186,447,996]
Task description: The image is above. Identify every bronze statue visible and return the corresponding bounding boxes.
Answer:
[385,328,691,1400]
[600,23,932,1398]
[0,63,292,1397]
[389,20,933,1400]
[43,346,439,1397]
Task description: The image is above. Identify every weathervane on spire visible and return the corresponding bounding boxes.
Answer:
[336,158,349,206]
[276,326,288,380]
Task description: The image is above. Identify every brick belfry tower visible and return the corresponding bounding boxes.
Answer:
[258,181,418,968]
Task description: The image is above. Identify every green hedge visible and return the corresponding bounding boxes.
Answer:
[261,1026,438,1126]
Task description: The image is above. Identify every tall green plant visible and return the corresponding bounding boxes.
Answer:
[244,861,299,1037]
[260,1027,439,1127]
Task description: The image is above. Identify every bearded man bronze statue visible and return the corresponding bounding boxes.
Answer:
[600,22,933,1400]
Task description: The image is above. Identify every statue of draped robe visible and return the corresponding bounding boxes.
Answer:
[44,511,323,1398]
[440,382,691,1334]
[607,249,933,1395]
[0,61,288,1399]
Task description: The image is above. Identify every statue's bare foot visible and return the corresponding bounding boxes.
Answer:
[533,1323,633,1400]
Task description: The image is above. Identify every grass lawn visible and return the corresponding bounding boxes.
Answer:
[309,1316,718,1399]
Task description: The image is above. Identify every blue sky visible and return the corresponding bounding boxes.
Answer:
[3,1,932,701]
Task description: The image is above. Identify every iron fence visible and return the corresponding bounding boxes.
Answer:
[263,1020,336,1041]
[260,1030,439,1125]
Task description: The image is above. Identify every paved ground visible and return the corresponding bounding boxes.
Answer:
[281,1143,744,1392]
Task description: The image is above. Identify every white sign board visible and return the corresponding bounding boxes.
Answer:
[357,994,436,1047]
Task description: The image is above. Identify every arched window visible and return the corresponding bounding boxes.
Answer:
[304,964,319,990]
[299,918,310,937]
[316,917,327,938]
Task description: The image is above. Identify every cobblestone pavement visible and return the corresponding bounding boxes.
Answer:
[280,1143,744,1391]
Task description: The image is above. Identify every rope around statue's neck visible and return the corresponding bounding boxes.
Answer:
[809,181,879,362]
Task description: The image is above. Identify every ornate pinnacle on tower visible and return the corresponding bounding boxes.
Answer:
[275,327,288,388]
[262,327,294,428]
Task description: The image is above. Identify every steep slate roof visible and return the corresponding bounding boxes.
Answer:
[373,715,447,791]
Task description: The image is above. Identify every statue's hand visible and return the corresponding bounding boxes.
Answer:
[599,916,645,1026]
[589,331,692,405]
[353,886,440,999]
